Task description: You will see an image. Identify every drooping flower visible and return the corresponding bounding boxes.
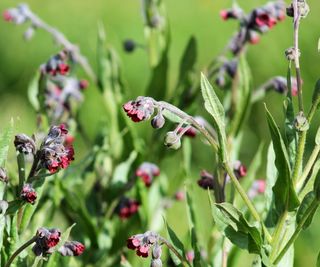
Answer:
[116,198,140,219]
[32,228,61,256]
[136,162,160,187]
[197,170,214,190]
[58,241,85,256]
[123,97,155,122]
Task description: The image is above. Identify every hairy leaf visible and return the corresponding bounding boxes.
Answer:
[296,192,318,230]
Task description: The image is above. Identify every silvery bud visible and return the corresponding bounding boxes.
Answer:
[24,26,35,41]
[14,134,36,154]
[152,243,162,259]
[164,131,181,150]
[151,112,165,129]
[150,259,162,267]
[0,168,8,183]
[294,112,309,132]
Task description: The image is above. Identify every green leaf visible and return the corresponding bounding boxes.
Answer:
[0,119,14,167]
[296,192,318,230]
[312,79,320,107]
[209,199,262,254]
[284,63,297,167]
[317,250,320,267]
[315,126,320,146]
[314,164,320,200]
[229,55,252,136]
[165,221,186,266]
[200,73,227,162]
[28,72,41,111]
[112,151,137,185]
[265,105,299,213]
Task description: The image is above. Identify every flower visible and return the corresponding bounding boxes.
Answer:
[127,231,159,258]
[136,162,160,187]
[117,198,140,219]
[123,39,136,53]
[0,168,8,183]
[186,250,194,262]
[248,179,266,198]
[123,97,155,122]
[174,191,185,201]
[3,10,13,21]
[233,161,247,178]
[177,126,197,138]
[20,184,37,204]
[79,79,89,90]
[58,241,85,256]
[197,170,214,190]
[32,228,61,256]
[220,8,243,21]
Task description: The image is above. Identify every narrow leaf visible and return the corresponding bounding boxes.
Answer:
[165,221,186,265]
[296,192,318,230]
[265,105,299,213]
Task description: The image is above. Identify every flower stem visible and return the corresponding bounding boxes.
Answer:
[273,199,319,265]
[292,131,306,185]
[159,237,188,266]
[223,163,272,243]
[5,236,37,267]
[270,211,288,261]
[16,152,25,192]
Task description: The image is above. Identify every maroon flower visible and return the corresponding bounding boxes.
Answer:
[186,250,195,262]
[220,8,243,21]
[136,162,160,187]
[20,184,37,204]
[58,241,85,256]
[79,80,89,90]
[197,170,214,190]
[137,244,150,258]
[233,161,247,178]
[57,63,69,75]
[3,10,12,21]
[248,179,266,198]
[117,198,140,219]
[254,12,277,29]
[123,97,154,122]
[127,236,141,249]
[65,135,75,146]
[33,227,61,256]
[174,191,185,201]
[177,126,197,138]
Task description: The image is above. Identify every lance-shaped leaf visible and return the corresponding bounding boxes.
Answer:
[296,192,319,230]
[312,79,320,107]
[265,105,299,213]
[208,193,262,254]
[201,73,227,162]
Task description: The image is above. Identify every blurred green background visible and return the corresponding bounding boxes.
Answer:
[0,0,320,266]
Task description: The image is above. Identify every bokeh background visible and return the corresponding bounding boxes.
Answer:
[0,0,320,266]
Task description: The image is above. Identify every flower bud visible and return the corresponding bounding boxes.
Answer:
[197,170,214,190]
[123,39,136,53]
[14,134,36,154]
[286,5,294,17]
[58,241,85,256]
[151,113,165,129]
[0,168,8,183]
[151,259,162,267]
[20,183,37,204]
[164,131,181,150]
[294,112,309,132]
[152,243,162,259]
[23,26,35,41]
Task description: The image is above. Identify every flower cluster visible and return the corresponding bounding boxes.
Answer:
[58,241,85,257]
[123,97,155,122]
[214,59,238,88]
[127,231,160,258]
[32,228,61,256]
[40,124,75,173]
[20,184,37,204]
[222,1,286,55]
[233,160,247,179]
[3,4,29,24]
[136,162,160,187]
[264,76,299,96]
[116,198,140,219]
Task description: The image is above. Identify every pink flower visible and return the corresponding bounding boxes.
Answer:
[255,13,277,29]
[3,10,12,21]
[136,162,160,187]
[123,97,154,122]
[20,184,37,204]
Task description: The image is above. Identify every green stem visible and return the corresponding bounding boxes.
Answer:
[296,145,320,192]
[16,153,25,193]
[292,131,306,185]
[5,236,37,267]
[270,211,288,261]
[273,199,319,264]
[307,97,320,123]
[223,163,272,243]
[159,237,189,267]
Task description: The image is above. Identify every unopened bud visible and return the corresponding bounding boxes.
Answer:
[14,134,36,154]
[286,5,294,17]
[150,259,162,267]
[164,131,181,150]
[151,113,165,129]
[294,112,309,132]
[123,39,136,53]
[23,26,35,41]
[152,243,162,259]
[0,168,8,183]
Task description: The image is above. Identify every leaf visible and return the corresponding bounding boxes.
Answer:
[165,221,187,266]
[265,105,299,213]
[209,197,262,254]
[28,72,41,111]
[201,73,227,162]
[284,63,297,167]
[312,79,320,107]
[317,250,320,267]
[315,126,320,146]
[185,189,201,267]
[0,119,14,167]
[112,151,137,185]
[229,55,252,136]
[296,192,318,230]
[182,139,192,175]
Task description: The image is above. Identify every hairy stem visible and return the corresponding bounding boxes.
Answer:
[273,199,319,264]
[292,131,307,185]
[159,237,188,266]
[270,211,288,261]
[223,163,272,242]
[5,236,37,267]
